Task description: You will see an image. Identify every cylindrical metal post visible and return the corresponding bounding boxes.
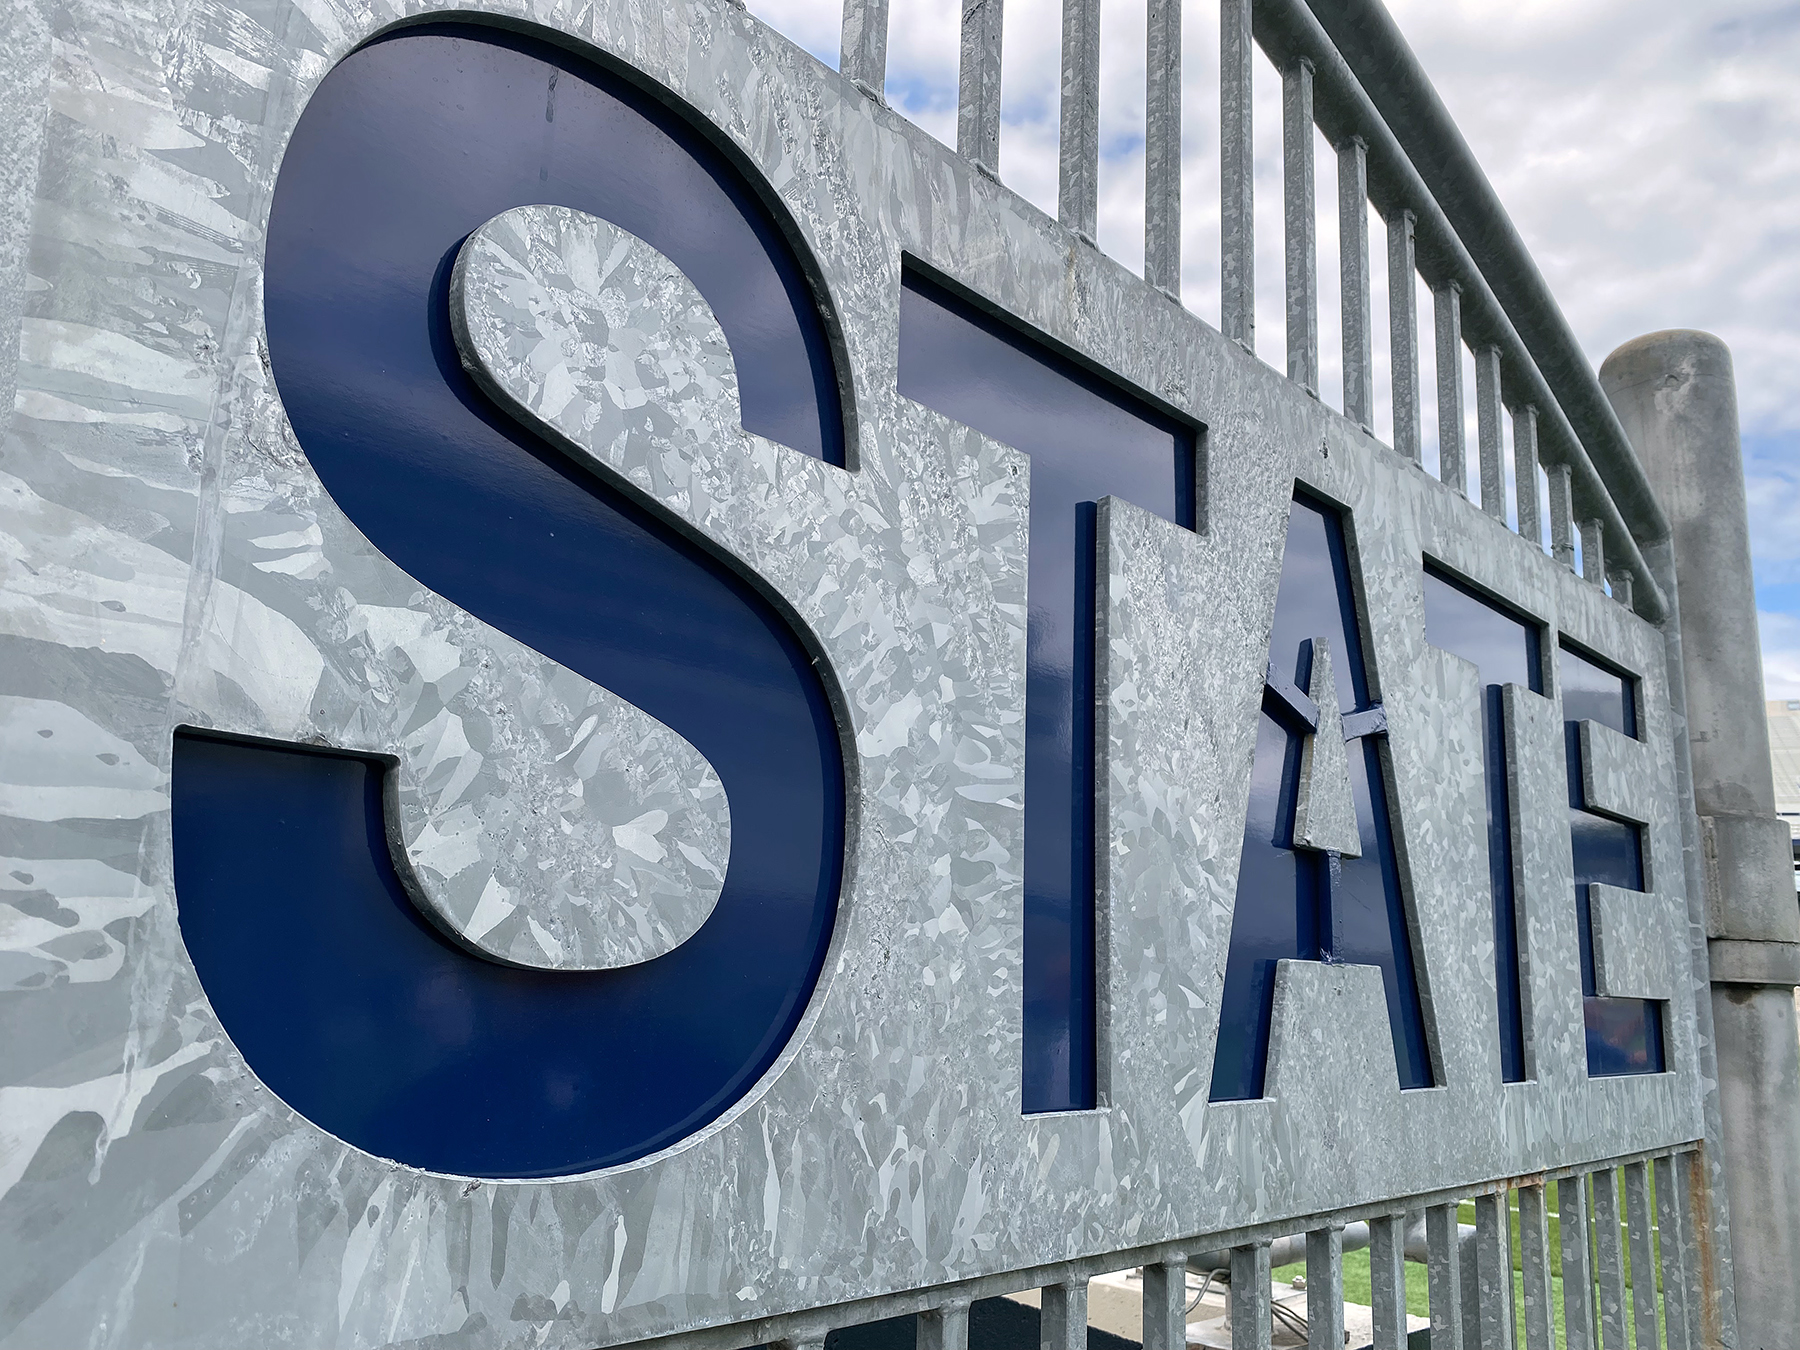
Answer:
[1602,329,1800,1350]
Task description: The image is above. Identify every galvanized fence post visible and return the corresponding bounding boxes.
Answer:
[1606,329,1796,1348]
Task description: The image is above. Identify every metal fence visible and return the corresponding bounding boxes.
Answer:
[834,0,1666,622]
[739,0,1728,1346]
[739,1144,1712,1350]
[0,0,1751,1343]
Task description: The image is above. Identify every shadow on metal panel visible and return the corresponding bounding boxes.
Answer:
[805,1298,1141,1350]
[173,26,846,1178]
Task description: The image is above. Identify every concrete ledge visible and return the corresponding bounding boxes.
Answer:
[1702,811,1800,943]
[1707,938,1800,988]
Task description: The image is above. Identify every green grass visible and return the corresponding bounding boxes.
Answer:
[1266,1172,1671,1348]
[1272,1247,1431,1318]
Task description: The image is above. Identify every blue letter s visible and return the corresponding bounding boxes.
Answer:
[174,26,845,1179]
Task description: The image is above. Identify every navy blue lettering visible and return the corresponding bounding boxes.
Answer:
[1561,644,1664,1075]
[1210,496,1430,1101]
[174,26,846,1178]
[896,269,1197,1113]
[1421,566,1542,1082]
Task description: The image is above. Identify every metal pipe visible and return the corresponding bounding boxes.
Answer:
[1187,1214,1472,1272]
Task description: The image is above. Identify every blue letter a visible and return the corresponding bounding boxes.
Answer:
[1209,493,1431,1101]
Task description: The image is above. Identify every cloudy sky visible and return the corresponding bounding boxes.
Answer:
[746,0,1800,696]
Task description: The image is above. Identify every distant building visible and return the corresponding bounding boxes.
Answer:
[1767,699,1800,890]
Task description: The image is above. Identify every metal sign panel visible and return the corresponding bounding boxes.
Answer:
[0,2,1703,1346]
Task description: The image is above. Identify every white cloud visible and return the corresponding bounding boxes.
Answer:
[1387,2,1800,701]
[1386,0,1800,439]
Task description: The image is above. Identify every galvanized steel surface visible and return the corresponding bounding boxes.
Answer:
[0,1,1710,1348]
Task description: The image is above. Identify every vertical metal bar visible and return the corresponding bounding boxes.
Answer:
[1427,1203,1465,1350]
[1580,518,1607,587]
[1680,1150,1718,1350]
[1593,1168,1630,1350]
[1042,1279,1089,1350]
[957,0,1004,175]
[1475,342,1505,519]
[1518,1185,1555,1350]
[1474,1192,1515,1350]
[1459,1218,1481,1350]
[1057,0,1100,238]
[1546,461,1576,570]
[1307,1226,1346,1350]
[918,1300,971,1350]
[1282,57,1317,392]
[1514,404,1542,548]
[1370,1214,1406,1350]
[1562,1174,1599,1350]
[1608,568,1635,611]
[1387,209,1421,462]
[1142,1258,1188,1350]
[1143,0,1181,294]
[1685,1152,1709,1350]
[1220,0,1254,347]
[1434,279,1466,494]
[1624,1162,1661,1350]
[1339,136,1373,429]
[1230,1242,1272,1350]
[1653,1153,1697,1350]
[839,0,891,98]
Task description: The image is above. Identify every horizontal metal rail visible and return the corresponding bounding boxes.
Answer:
[633,1145,1703,1350]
